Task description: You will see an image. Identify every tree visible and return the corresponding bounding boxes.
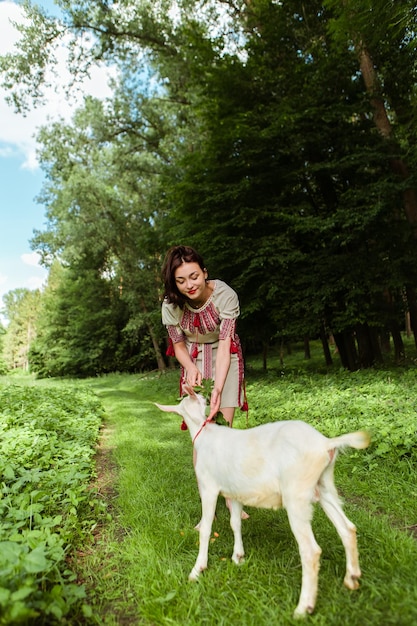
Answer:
[162,0,417,367]
[0,321,8,374]
[2,0,417,371]
[323,0,417,351]
[31,91,172,373]
[2,289,41,370]
[30,260,152,377]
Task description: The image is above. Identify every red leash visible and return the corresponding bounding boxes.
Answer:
[192,417,213,445]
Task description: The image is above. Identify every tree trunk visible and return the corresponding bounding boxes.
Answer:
[355,323,383,368]
[369,326,384,364]
[380,330,391,353]
[405,285,417,349]
[333,330,358,371]
[147,323,166,371]
[279,340,285,366]
[357,44,417,233]
[355,323,374,368]
[390,323,405,364]
[262,341,268,370]
[320,323,333,366]
[303,336,311,359]
[139,297,166,372]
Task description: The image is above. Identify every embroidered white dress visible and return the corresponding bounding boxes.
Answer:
[162,279,244,409]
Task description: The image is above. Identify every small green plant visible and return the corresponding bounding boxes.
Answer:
[193,379,229,425]
[193,378,214,403]
[0,383,105,624]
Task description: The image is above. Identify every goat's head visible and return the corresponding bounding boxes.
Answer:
[155,386,207,429]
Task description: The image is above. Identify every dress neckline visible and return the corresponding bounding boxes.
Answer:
[186,279,217,312]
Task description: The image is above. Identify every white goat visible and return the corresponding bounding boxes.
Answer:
[156,390,370,618]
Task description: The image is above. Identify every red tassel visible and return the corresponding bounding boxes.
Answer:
[230,340,238,354]
[192,345,199,358]
[241,401,249,412]
[193,315,201,327]
[166,339,175,357]
[180,420,188,431]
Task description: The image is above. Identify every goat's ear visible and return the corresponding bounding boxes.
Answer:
[154,402,182,415]
[183,384,196,397]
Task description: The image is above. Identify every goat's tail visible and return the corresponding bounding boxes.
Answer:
[329,430,370,451]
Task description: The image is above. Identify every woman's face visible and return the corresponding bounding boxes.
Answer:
[174,262,208,303]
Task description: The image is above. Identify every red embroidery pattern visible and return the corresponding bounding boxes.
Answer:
[182,304,219,334]
[167,325,186,343]
[165,301,246,410]
[203,344,213,379]
[219,318,236,340]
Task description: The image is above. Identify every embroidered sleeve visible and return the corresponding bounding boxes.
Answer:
[219,317,236,340]
[167,324,186,343]
[214,281,240,320]
[162,301,186,343]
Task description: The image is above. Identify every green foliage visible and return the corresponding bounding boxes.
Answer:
[248,367,417,465]
[193,378,214,403]
[0,325,8,375]
[76,356,417,625]
[0,382,105,623]
[29,262,156,378]
[193,379,230,424]
[165,0,417,350]
[1,289,41,371]
[2,0,417,373]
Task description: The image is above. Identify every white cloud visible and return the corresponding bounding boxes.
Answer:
[0,1,116,170]
[26,275,47,291]
[0,256,48,303]
[0,2,22,54]
[21,251,43,268]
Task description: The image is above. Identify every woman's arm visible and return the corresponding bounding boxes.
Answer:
[173,341,202,387]
[209,336,231,418]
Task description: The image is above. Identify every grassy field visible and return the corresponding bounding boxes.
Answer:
[77,342,417,626]
[1,341,417,624]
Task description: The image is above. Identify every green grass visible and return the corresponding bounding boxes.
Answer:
[76,348,417,626]
[2,341,417,624]
[0,381,105,624]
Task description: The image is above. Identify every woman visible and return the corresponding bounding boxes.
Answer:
[161,245,247,424]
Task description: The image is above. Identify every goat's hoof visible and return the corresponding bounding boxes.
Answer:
[232,553,245,565]
[189,565,206,581]
[293,603,315,619]
[344,574,361,590]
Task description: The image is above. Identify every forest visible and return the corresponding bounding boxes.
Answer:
[1,0,417,377]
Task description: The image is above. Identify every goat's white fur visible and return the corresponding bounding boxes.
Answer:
[156,391,369,618]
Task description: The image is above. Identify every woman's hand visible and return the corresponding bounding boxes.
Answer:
[173,342,202,388]
[185,364,202,388]
[208,388,221,420]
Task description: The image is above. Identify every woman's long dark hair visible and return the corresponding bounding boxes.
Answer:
[162,245,206,307]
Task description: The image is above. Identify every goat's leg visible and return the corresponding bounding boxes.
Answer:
[229,499,245,564]
[318,469,361,590]
[286,500,321,618]
[189,490,218,581]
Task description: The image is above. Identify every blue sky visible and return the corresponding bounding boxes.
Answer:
[0,154,45,245]
[0,154,47,303]
[0,0,50,311]
[0,0,114,321]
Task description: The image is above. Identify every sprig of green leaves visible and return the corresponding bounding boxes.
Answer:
[194,378,214,402]
[193,380,229,426]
